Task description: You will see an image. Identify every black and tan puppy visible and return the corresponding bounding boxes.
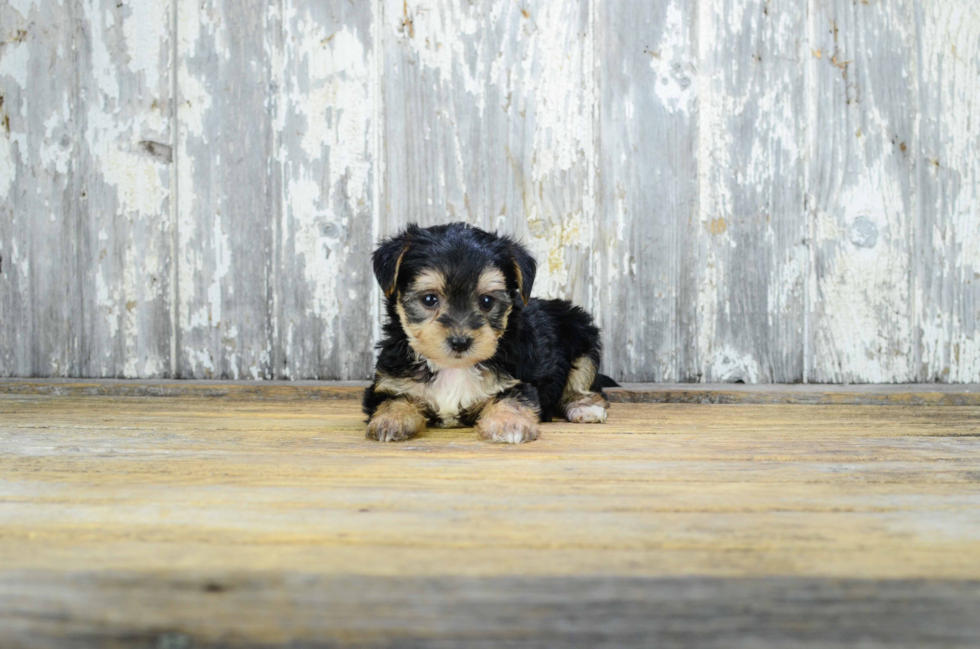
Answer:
[363,222,616,444]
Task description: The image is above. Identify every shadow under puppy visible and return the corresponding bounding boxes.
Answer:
[364,222,617,444]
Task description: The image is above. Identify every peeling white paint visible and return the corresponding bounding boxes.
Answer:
[814,175,911,382]
[82,1,121,102]
[176,65,211,139]
[38,100,71,175]
[807,0,918,383]
[525,6,591,182]
[177,0,224,61]
[486,0,595,305]
[523,211,590,300]
[914,1,980,382]
[709,345,762,383]
[99,148,167,216]
[298,27,371,203]
[122,0,169,90]
[8,238,27,280]
[649,1,697,114]
[696,0,726,376]
[186,348,215,375]
[0,39,30,89]
[258,0,382,379]
[281,4,374,361]
[695,0,809,382]
[95,264,117,341]
[0,128,17,200]
[7,0,37,20]
[206,213,230,326]
[399,0,483,100]
[4,0,979,383]
[66,0,175,377]
[140,354,164,378]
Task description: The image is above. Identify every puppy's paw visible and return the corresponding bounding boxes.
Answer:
[564,394,609,424]
[477,399,540,444]
[478,416,539,444]
[566,403,607,423]
[366,420,420,442]
[366,400,426,442]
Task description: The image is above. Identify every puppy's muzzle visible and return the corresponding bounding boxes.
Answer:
[447,335,473,353]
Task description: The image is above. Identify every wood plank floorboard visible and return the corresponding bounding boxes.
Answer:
[1,391,979,646]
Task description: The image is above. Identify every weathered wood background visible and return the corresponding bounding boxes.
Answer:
[0,0,977,382]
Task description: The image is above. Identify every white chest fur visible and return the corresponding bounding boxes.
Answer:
[425,366,497,426]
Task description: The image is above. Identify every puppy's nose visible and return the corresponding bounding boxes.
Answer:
[448,335,473,353]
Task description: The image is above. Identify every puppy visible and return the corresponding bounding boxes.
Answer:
[363,222,617,444]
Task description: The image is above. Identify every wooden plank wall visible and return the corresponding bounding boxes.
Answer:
[0,0,977,382]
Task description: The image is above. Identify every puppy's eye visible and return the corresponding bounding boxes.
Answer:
[479,295,495,311]
[420,294,439,309]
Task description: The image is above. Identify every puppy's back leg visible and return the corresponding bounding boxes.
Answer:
[561,357,609,424]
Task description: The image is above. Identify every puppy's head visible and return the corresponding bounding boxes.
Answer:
[373,223,536,368]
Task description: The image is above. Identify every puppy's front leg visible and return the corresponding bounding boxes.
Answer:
[366,397,426,442]
[477,384,541,445]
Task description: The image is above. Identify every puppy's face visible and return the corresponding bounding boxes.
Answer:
[372,223,537,369]
[396,264,512,368]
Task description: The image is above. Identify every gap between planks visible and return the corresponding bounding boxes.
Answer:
[1,379,980,405]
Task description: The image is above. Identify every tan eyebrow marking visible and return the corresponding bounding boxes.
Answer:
[410,268,446,295]
[476,267,507,294]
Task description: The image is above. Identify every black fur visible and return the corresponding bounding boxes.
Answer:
[484,298,610,420]
[364,222,615,428]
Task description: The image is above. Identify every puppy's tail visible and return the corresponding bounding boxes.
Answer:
[596,373,620,389]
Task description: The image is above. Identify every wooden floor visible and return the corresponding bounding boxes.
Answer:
[2,384,980,647]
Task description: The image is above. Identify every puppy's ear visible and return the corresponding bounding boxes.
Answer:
[509,241,536,306]
[373,228,413,298]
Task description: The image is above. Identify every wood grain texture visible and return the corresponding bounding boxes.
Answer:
[276,1,377,380]
[5,574,980,648]
[382,0,486,230]
[808,0,917,383]
[2,0,980,383]
[0,0,78,377]
[594,0,699,381]
[4,397,980,579]
[75,0,174,378]
[698,0,807,382]
[487,0,595,304]
[2,393,980,644]
[914,1,980,382]
[175,0,277,379]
